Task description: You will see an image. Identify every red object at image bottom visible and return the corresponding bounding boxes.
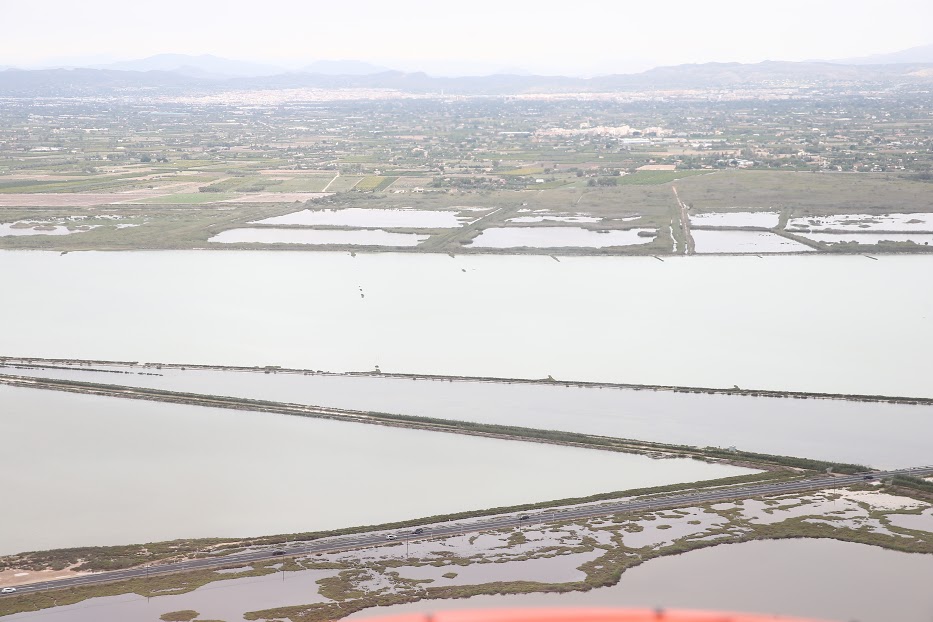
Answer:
[356,609,830,622]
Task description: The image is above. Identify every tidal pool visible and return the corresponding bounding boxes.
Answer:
[0,223,94,236]
[887,508,933,532]
[0,384,753,555]
[5,363,932,468]
[346,540,933,622]
[692,230,814,253]
[469,227,655,248]
[1,251,932,398]
[253,207,469,228]
[0,568,336,622]
[395,552,600,586]
[208,228,428,247]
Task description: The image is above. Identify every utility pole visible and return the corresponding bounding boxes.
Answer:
[282,535,288,582]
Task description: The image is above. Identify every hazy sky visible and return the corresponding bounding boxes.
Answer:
[3,0,932,75]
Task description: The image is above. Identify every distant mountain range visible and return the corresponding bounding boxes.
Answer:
[3,56,933,97]
[88,55,393,78]
[834,43,933,65]
[4,43,933,81]
[301,60,391,76]
[91,54,285,78]
[615,60,933,88]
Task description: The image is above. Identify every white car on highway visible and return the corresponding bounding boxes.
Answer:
[1,587,16,594]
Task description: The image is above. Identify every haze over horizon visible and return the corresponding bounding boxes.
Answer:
[4,0,933,76]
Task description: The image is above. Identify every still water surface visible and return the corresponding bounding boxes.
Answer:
[253,208,469,228]
[691,230,814,253]
[688,211,780,228]
[8,540,926,622]
[6,364,931,468]
[209,228,429,246]
[347,540,933,622]
[0,385,752,555]
[786,212,933,232]
[0,223,87,236]
[1,251,931,398]
[469,227,655,248]
[1,568,336,622]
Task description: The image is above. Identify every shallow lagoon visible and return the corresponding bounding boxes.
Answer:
[1,569,336,622]
[6,364,932,468]
[0,384,752,555]
[692,230,814,253]
[787,212,933,232]
[469,227,655,248]
[209,228,428,246]
[689,211,780,228]
[346,540,933,622]
[1,251,932,398]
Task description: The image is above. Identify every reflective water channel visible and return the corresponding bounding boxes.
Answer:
[5,363,931,469]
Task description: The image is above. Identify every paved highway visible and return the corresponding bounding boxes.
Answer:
[3,465,930,598]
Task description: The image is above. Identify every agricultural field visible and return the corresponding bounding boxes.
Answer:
[7,9,933,620]
[1,93,932,255]
[675,170,933,214]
